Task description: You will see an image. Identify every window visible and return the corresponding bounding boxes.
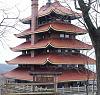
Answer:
[58,65,62,68]
[27,50,31,54]
[72,50,75,53]
[43,35,45,39]
[75,65,78,67]
[66,65,70,68]
[65,34,69,38]
[70,35,75,39]
[60,34,64,38]
[47,49,50,53]
[65,49,68,53]
[58,49,61,53]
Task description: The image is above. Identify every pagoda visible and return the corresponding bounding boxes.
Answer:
[4,0,96,94]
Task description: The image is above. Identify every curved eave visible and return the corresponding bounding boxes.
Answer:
[39,1,82,19]
[38,8,82,20]
[21,2,82,24]
[14,22,87,38]
[11,39,93,52]
[58,70,96,82]
[14,29,32,38]
[6,54,95,65]
[4,67,33,81]
[35,22,87,34]
[21,14,81,24]
[4,67,95,82]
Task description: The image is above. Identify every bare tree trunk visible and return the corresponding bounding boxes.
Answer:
[76,0,100,94]
[95,38,100,95]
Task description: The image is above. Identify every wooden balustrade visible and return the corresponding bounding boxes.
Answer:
[5,83,55,94]
[4,83,97,94]
[58,86,97,93]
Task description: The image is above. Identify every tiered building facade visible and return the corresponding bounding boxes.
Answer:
[4,0,96,94]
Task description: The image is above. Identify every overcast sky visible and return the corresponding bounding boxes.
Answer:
[0,0,72,63]
[0,0,46,63]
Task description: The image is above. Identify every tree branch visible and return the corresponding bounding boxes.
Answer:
[0,25,21,32]
[77,0,97,46]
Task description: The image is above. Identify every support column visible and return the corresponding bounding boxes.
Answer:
[31,0,38,57]
[31,0,38,32]
[31,0,38,45]
[54,75,57,95]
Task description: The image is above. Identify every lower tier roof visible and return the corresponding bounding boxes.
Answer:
[4,67,95,82]
[6,54,95,65]
[11,39,92,52]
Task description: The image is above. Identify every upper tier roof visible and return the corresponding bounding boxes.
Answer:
[6,54,95,65]
[4,67,95,82]
[21,1,81,24]
[34,22,86,34]
[15,22,86,38]
[11,39,92,52]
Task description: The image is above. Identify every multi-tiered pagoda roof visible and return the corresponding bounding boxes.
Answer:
[5,1,95,83]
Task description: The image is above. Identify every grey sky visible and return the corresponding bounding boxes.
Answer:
[0,0,39,63]
[0,0,65,63]
[0,0,28,63]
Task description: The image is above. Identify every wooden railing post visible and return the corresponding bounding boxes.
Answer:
[54,75,57,95]
[78,85,79,92]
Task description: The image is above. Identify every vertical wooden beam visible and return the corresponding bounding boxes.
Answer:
[31,0,38,44]
[31,0,38,57]
[54,75,57,95]
[31,0,38,32]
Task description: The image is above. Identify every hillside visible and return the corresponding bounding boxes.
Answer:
[0,64,17,74]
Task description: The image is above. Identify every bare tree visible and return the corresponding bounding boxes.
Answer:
[0,3,20,46]
[74,0,100,95]
[0,3,20,95]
